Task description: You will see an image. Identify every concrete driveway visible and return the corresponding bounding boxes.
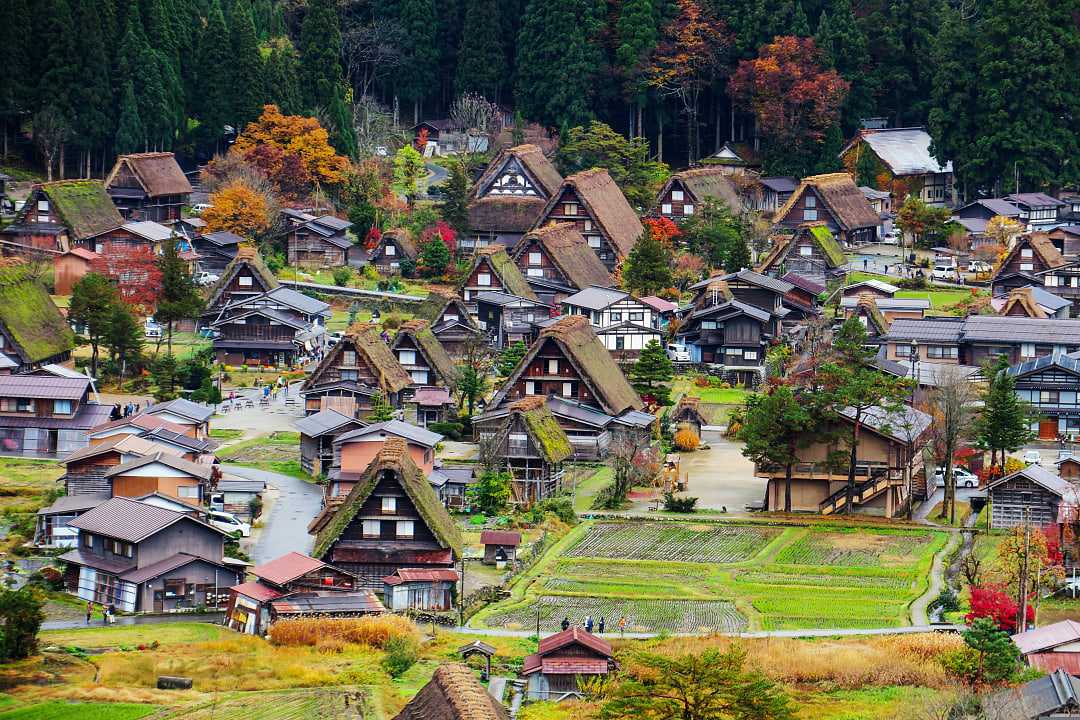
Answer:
[226,464,323,566]
[915,486,985,521]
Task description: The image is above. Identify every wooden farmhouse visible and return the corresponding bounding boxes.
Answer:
[653,166,745,222]
[309,437,462,592]
[391,320,460,427]
[475,291,552,350]
[511,222,613,306]
[755,176,799,216]
[1,180,124,256]
[459,245,539,312]
[671,396,708,436]
[771,173,879,246]
[1058,457,1080,482]
[202,246,280,320]
[479,397,572,504]
[753,404,932,517]
[0,260,75,371]
[987,465,1080,529]
[210,306,309,368]
[414,289,483,357]
[370,229,418,275]
[283,212,354,268]
[779,272,826,320]
[60,496,242,612]
[843,293,891,341]
[533,169,644,272]
[705,142,762,171]
[381,568,460,611]
[464,143,564,253]
[475,315,652,460]
[559,286,662,361]
[839,127,954,206]
[191,230,241,275]
[981,668,1080,720]
[62,433,187,498]
[299,324,412,418]
[294,408,365,477]
[1012,620,1080,675]
[757,223,849,285]
[992,286,1070,319]
[991,233,1067,296]
[522,628,616,700]
[1007,192,1068,229]
[104,152,192,222]
[394,664,508,720]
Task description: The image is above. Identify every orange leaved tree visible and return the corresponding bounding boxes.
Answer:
[204,181,272,238]
[233,105,349,195]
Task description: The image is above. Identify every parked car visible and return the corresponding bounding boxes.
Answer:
[880,229,900,245]
[326,331,344,349]
[1023,450,1043,466]
[932,265,958,281]
[208,510,251,538]
[190,203,213,215]
[666,343,691,362]
[144,318,163,338]
[968,260,992,274]
[193,270,219,286]
[933,466,979,488]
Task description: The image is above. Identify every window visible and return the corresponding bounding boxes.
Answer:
[178,485,199,498]
[164,579,186,597]
[805,195,816,208]
[53,399,72,414]
[1046,275,1059,287]
[629,312,644,322]
[526,380,536,395]
[396,520,414,538]
[342,350,356,365]
[1021,343,1036,357]
[528,252,542,266]
[1021,248,1033,258]
[463,290,471,301]
[385,244,396,256]
[610,312,622,322]
[527,268,544,277]
[662,203,673,214]
[927,345,959,359]
[37,200,49,212]
[895,343,912,357]
[398,350,416,365]
[803,209,818,221]
[410,370,427,383]
[701,321,717,330]
[477,273,491,286]
[672,190,684,201]
[615,336,625,350]
[340,369,358,381]
[743,350,758,360]
[16,399,32,413]
[562,381,574,397]
[381,497,397,513]
[1040,391,1060,405]
[1021,263,1034,271]
[362,520,380,538]
[83,532,93,548]
[583,220,593,231]
[547,359,558,374]
[587,236,601,248]
[564,202,578,216]
[799,245,813,256]
[685,204,695,215]
[238,275,252,287]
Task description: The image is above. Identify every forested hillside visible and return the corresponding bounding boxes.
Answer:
[1,0,1077,193]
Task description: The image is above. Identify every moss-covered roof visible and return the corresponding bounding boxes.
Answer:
[395,319,460,390]
[472,247,537,300]
[42,181,124,241]
[809,224,847,267]
[0,261,75,363]
[757,224,846,273]
[416,288,479,330]
[510,397,572,463]
[856,293,889,335]
[206,244,279,308]
[312,437,463,559]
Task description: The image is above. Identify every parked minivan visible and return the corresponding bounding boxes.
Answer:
[208,510,251,538]
[666,344,691,362]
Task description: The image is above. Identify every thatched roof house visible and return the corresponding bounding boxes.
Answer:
[466,144,563,250]
[772,173,879,244]
[393,664,508,720]
[0,260,75,368]
[512,223,612,297]
[391,319,461,391]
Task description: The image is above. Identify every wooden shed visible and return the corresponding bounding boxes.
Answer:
[480,530,521,566]
[986,465,1080,529]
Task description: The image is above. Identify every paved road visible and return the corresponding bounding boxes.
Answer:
[426,161,449,189]
[454,624,963,639]
[42,611,225,631]
[914,486,984,521]
[224,464,322,566]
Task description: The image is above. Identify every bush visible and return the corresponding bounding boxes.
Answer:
[693,375,711,388]
[934,588,959,613]
[428,421,464,441]
[662,493,698,513]
[248,495,264,519]
[381,635,420,677]
[362,264,380,282]
[381,311,404,330]
[269,615,418,648]
[673,428,699,451]
[332,267,354,287]
[896,276,928,290]
[0,587,46,660]
[517,497,576,526]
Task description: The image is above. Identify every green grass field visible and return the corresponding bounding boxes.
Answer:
[217,432,306,480]
[0,457,64,514]
[0,702,158,720]
[843,271,986,316]
[471,521,946,632]
[40,622,227,648]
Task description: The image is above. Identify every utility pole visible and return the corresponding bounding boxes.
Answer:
[459,555,466,627]
[1018,508,1031,633]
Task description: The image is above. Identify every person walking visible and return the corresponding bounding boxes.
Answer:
[86,600,93,625]
[598,616,605,634]
[618,616,627,636]
[561,616,570,631]
[107,603,116,625]
[584,615,594,633]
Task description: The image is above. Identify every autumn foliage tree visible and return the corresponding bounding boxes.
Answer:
[91,246,162,315]
[203,181,273,238]
[232,104,349,196]
[729,36,848,175]
[966,585,1032,633]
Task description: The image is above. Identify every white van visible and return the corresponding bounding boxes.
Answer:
[666,344,691,362]
[208,510,251,537]
[932,265,958,281]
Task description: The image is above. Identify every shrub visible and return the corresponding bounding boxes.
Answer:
[428,421,464,440]
[934,588,959,613]
[381,311,404,330]
[662,493,698,513]
[362,264,380,282]
[673,428,699,451]
[693,375,711,388]
[269,615,418,649]
[0,587,46,660]
[966,585,1032,632]
[896,276,928,290]
[381,634,420,677]
[708,376,725,388]
[332,267,354,287]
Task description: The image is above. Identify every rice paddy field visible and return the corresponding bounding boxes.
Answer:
[472,521,947,633]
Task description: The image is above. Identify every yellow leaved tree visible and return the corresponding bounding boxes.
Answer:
[203,180,272,238]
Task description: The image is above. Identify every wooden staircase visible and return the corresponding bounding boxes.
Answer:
[819,472,892,515]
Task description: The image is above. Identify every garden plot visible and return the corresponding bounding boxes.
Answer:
[774,528,933,568]
[483,595,747,634]
[565,522,780,563]
[168,689,371,720]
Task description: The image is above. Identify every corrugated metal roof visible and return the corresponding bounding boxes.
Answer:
[838,404,932,444]
[104,451,214,480]
[1009,352,1080,378]
[293,408,359,437]
[1006,192,1067,208]
[480,530,521,546]
[759,176,797,193]
[37,493,109,515]
[884,318,965,343]
[544,396,615,428]
[1013,620,1080,655]
[70,496,227,542]
[270,590,384,615]
[843,279,899,295]
[265,286,331,316]
[122,220,174,242]
[561,286,629,310]
[0,375,88,399]
[412,387,452,406]
[57,548,135,574]
[230,580,283,603]
[964,316,1080,343]
[853,127,952,175]
[334,420,443,448]
[63,434,184,463]
[145,398,214,423]
[0,402,111,431]
[120,552,212,583]
[987,465,1079,500]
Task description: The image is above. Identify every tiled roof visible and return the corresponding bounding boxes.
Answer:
[334,419,444,448]
[293,408,360,437]
[537,627,613,657]
[253,551,326,586]
[144,398,214,423]
[57,549,135,575]
[230,580,283,603]
[37,493,110,515]
[1006,192,1067,208]
[561,286,628,310]
[104,451,214,480]
[88,413,189,438]
[120,552,217,584]
[62,433,184,464]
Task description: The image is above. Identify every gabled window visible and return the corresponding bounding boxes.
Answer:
[385,244,396,256]
[381,497,397,513]
[396,520,414,538]
[477,273,491,286]
[672,190,684,201]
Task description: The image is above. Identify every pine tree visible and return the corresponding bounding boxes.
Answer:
[496,341,527,377]
[106,302,145,384]
[229,0,264,127]
[197,0,235,146]
[265,41,303,115]
[791,0,811,36]
[71,0,113,172]
[740,384,814,512]
[39,0,80,159]
[136,44,172,149]
[70,272,119,378]
[370,390,394,422]
[440,160,470,237]
[327,90,357,159]
[456,0,503,99]
[614,0,657,135]
[926,1,977,194]
[419,238,451,278]
[515,0,595,128]
[816,0,873,133]
[299,0,343,111]
[868,0,943,127]
[393,0,439,123]
[155,235,205,355]
[0,0,34,157]
[629,340,674,406]
[975,356,1034,466]
[621,229,673,295]
[115,81,145,154]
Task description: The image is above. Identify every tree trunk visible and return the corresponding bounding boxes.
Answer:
[656,112,664,163]
[628,104,634,139]
[636,103,643,140]
[167,319,174,356]
[59,143,65,179]
[413,98,419,126]
[784,461,793,513]
[846,417,861,514]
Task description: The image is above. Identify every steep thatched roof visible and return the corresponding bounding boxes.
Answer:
[509,397,572,463]
[471,247,537,300]
[106,153,192,197]
[394,319,460,390]
[313,437,462,560]
[517,223,612,291]
[661,167,743,212]
[552,169,643,258]
[471,144,563,201]
[206,244,279,308]
[855,292,889,334]
[997,232,1067,276]
[467,196,547,234]
[775,173,879,231]
[757,223,846,272]
[393,664,508,720]
[672,395,708,426]
[40,181,124,241]
[1001,287,1049,319]
[0,260,75,363]
[349,323,413,394]
[381,228,418,259]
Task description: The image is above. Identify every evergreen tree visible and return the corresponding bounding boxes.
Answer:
[71,0,113,172]
[0,588,46,661]
[515,0,596,128]
[393,0,439,123]
[419,238,451,277]
[105,302,144,384]
[70,272,119,378]
[265,40,303,115]
[39,0,80,151]
[150,353,180,400]
[614,0,657,136]
[791,0,811,36]
[621,229,673,295]
[629,340,674,406]
[816,0,873,134]
[0,0,34,158]
[458,364,487,414]
[926,1,977,196]
[740,384,814,512]
[115,81,144,154]
[467,470,511,514]
[197,0,235,146]
[299,0,343,111]
[155,235,205,354]
[866,0,942,126]
[496,340,527,377]
[370,390,394,421]
[975,356,1034,467]
[230,0,264,127]
[440,159,470,237]
[327,89,357,159]
[135,44,172,149]
[456,0,503,99]
[957,618,1021,686]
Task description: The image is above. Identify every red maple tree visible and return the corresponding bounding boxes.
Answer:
[644,216,681,248]
[966,584,1033,633]
[419,220,457,255]
[729,36,848,158]
[91,245,163,315]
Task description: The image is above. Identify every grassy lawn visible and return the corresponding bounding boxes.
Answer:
[276,267,430,296]
[40,622,227,648]
[671,375,753,404]
[924,501,972,528]
[0,457,64,514]
[571,466,611,513]
[0,702,158,720]
[843,271,987,316]
[209,429,244,442]
[217,432,307,480]
[471,520,947,633]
